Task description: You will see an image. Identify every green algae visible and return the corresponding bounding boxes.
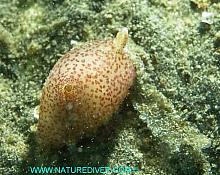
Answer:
[0,0,220,174]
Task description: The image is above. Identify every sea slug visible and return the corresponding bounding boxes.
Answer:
[37,28,136,149]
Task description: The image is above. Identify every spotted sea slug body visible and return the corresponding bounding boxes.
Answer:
[37,28,136,149]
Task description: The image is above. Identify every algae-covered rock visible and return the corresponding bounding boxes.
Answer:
[0,0,220,174]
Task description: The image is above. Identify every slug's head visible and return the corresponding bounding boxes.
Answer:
[113,27,128,54]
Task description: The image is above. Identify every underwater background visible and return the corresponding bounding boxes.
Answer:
[0,0,220,174]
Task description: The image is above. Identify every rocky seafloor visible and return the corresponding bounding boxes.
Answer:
[0,0,220,174]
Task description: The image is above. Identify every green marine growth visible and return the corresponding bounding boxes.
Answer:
[37,28,136,149]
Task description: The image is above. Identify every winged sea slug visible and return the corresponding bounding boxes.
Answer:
[37,28,136,149]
